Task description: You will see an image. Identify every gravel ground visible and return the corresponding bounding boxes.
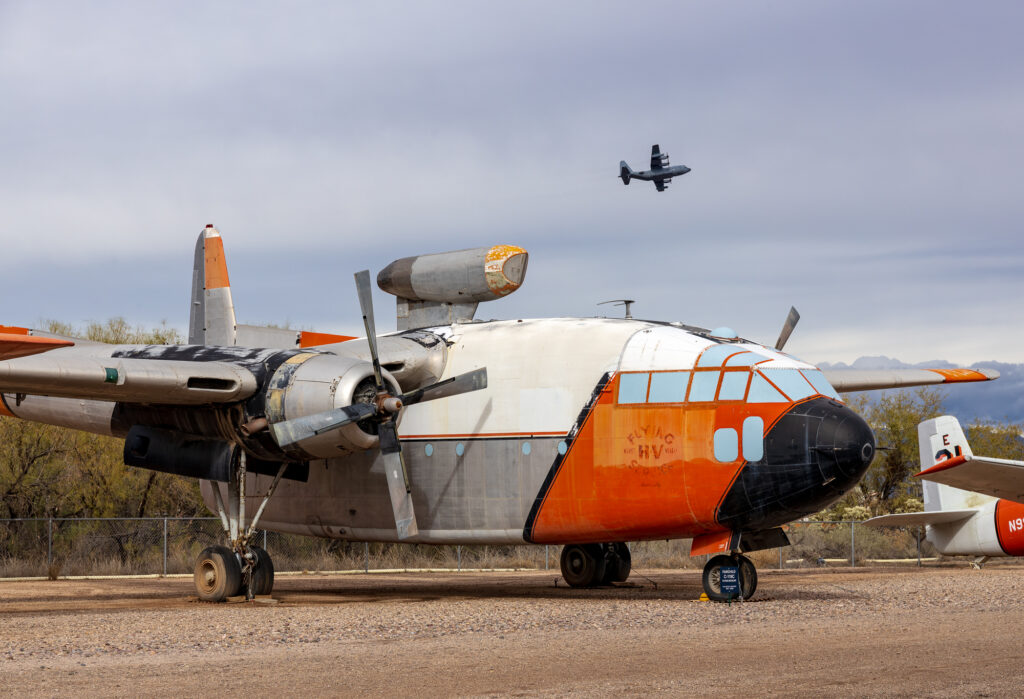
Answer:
[1,565,1023,696]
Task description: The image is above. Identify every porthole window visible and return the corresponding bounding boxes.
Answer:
[425,444,434,457]
[455,442,465,457]
[742,417,764,461]
[557,441,568,455]
[713,428,738,463]
[522,442,531,455]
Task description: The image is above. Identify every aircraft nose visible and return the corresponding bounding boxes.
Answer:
[716,398,875,532]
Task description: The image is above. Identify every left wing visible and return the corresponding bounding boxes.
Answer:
[650,144,667,170]
[822,367,998,393]
[654,177,670,192]
[0,331,74,360]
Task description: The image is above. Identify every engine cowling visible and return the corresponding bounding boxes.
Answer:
[263,352,401,459]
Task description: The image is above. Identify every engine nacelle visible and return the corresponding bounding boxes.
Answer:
[263,352,401,459]
[377,245,528,304]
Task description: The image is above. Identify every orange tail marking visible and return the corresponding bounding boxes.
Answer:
[0,333,74,361]
[298,331,356,348]
[204,236,231,290]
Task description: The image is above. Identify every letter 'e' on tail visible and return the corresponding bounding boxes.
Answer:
[919,415,974,469]
[619,161,632,185]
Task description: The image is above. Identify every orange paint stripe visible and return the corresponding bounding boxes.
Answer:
[401,431,566,440]
[929,368,994,383]
[0,326,30,335]
[204,236,231,290]
[0,333,74,360]
[916,454,968,478]
[298,331,356,347]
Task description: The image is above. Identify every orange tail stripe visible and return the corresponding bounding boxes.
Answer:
[204,237,231,290]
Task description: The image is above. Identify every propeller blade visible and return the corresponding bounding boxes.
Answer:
[400,367,488,407]
[774,306,800,352]
[378,420,418,539]
[354,270,386,393]
[270,403,378,448]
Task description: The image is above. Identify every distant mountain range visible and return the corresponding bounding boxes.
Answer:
[819,356,1024,425]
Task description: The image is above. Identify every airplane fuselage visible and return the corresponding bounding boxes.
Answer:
[628,165,692,181]
[2,317,875,547]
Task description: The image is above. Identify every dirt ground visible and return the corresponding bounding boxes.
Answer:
[1,565,1023,697]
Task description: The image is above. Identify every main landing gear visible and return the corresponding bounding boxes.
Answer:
[559,543,632,587]
[194,451,286,602]
[702,553,757,601]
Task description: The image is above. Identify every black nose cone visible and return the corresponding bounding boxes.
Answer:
[717,398,875,532]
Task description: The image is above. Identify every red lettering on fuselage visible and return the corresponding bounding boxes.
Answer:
[995,500,1024,556]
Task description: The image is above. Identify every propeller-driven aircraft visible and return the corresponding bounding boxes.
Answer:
[866,416,1024,568]
[619,144,691,191]
[0,227,1000,601]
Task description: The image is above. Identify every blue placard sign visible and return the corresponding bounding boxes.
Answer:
[719,566,740,598]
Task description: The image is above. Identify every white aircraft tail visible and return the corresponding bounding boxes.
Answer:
[918,416,977,512]
[188,225,238,346]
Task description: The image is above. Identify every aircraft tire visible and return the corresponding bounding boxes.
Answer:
[603,543,631,584]
[194,545,242,602]
[736,554,757,599]
[560,544,607,587]
[249,545,275,596]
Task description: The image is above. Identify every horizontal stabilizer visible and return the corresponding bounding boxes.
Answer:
[822,368,999,393]
[863,510,977,527]
[917,454,1024,505]
[0,332,74,361]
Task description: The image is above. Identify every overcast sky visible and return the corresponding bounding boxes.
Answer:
[2,1,1022,365]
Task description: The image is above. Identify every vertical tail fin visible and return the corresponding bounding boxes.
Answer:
[918,416,978,512]
[619,161,632,185]
[188,225,237,346]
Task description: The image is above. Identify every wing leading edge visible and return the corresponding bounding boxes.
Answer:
[822,367,998,393]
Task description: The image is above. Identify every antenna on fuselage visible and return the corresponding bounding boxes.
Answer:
[598,299,635,319]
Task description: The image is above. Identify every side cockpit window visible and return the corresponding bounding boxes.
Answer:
[618,372,650,404]
[648,371,689,402]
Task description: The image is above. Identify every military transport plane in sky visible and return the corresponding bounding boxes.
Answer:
[619,144,691,191]
[866,416,1024,567]
[0,227,1000,601]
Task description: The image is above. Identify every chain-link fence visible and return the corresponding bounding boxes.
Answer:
[0,518,942,579]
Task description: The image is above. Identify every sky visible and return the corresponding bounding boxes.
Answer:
[2,1,1022,366]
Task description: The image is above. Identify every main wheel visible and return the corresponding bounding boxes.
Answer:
[560,544,607,587]
[249,545,275,596]
[194,545,242,602]
[701,554,735,602]
[602,542,631,584]
[736,553,757,599]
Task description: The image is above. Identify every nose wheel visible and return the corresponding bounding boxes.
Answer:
[702,553,757,601]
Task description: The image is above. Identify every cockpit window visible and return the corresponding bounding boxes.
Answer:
[696,344,738,367]
[801,370,842,400]
[747,372,789,403]
[717,371,750,400]
[724,351,759,367]
[760,369,815,401]
[618,372,649,404]
[688,371,720,401]
[648,371,689,403]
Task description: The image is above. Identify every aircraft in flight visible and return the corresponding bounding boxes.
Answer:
[866,416,1024,567]
[0,228,999,602]
[619,144,691,191]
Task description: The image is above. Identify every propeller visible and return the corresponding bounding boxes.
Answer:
[269,270,488,540]
[774,306,800,352]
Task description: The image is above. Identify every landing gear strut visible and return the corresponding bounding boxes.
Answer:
[702,552,757,601]
[559,542,632,587]
[194,450,284,602]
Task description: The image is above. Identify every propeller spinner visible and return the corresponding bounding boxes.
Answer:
[269,270,488,540]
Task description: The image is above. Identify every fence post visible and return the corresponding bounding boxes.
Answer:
[457,545,462,571]
[917,528,922,567]
[162,518,168,577]
[364,542,369,573]
[545,545,549,571]
[779,546,783,570]
[850,521,856,567]
[47,518,53,568]
[263,529,268,551]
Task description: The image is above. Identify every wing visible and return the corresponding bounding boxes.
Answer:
[650,144,668,170]
[821,367,998,393]
[654,177,670,192]
[863,510,978,527]
[0,348,257,405]
[917,454,1024,504]
[0,331,74,360]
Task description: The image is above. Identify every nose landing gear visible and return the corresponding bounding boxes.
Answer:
[559,542,632,587]
[702,553,757,601]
